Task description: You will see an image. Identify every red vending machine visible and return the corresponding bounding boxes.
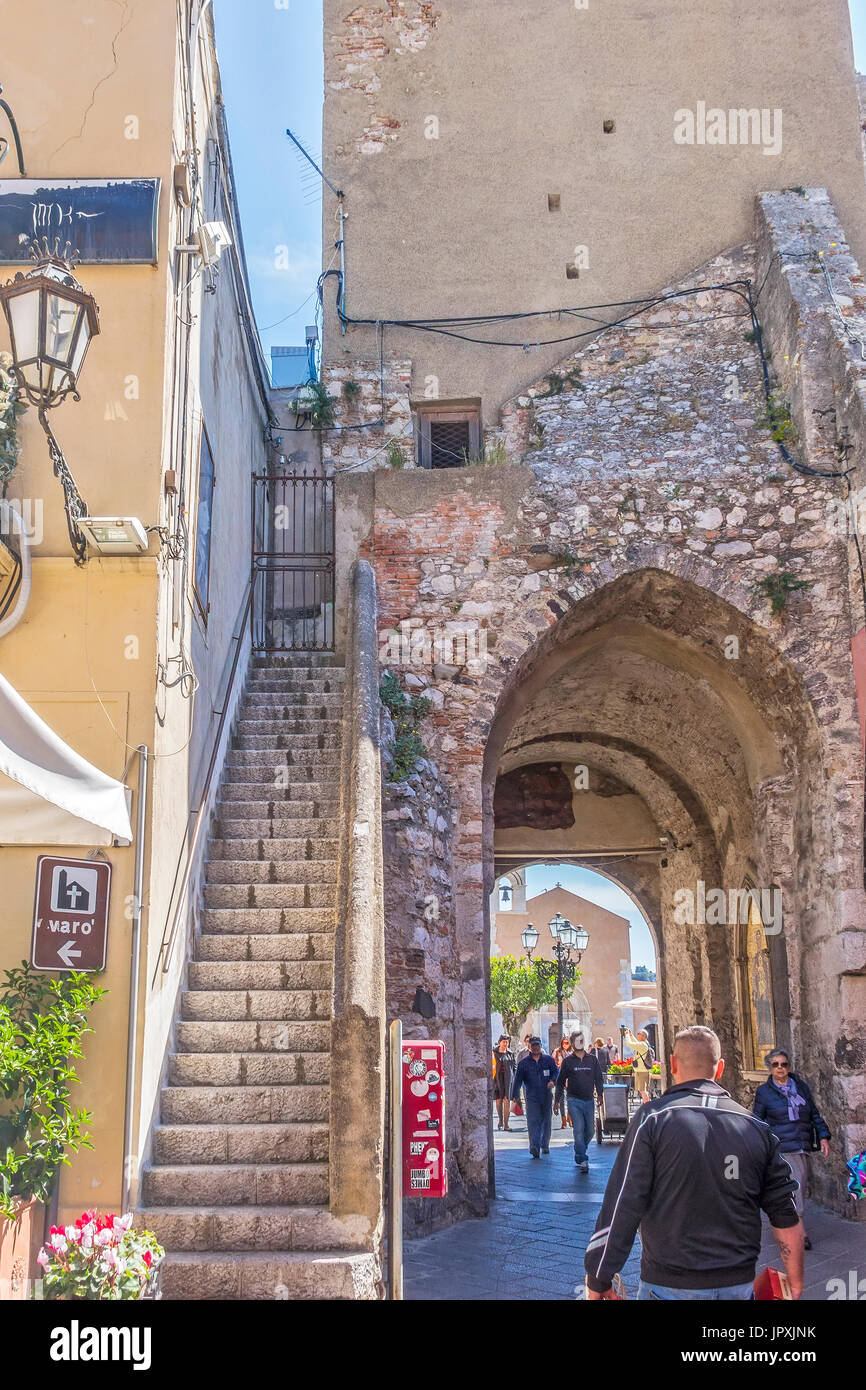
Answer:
[401,1040,447,1198]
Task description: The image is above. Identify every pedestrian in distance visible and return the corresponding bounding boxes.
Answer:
[552,1034,573,1128]
[753,1048,831,1251]
[584,1025,804,1300]
[606,1036,619,1061]
[511,1036,558,1158]
[592,1037,612,1073]
[554,1032,604,1171]
[624,1026,654,1102]
[516,1033,532,1062]
[492,1033,516,1131]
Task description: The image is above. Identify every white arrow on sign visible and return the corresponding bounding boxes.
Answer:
[57,940,82,968]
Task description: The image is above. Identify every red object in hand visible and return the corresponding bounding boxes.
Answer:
[753,1266,793,1300]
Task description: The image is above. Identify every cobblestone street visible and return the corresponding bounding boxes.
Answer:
[404,1112,865,1301]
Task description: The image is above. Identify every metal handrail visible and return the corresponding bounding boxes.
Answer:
[157,581,253,975]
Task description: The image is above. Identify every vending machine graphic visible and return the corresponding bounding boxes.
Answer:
[401,1040,447,1198]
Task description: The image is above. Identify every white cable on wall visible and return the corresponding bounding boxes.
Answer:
[0,498,31,638]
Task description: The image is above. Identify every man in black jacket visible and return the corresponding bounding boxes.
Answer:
[554,1032,604,1171]
[584,1025,804,1300]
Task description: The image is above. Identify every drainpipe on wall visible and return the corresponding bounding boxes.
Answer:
[121,745,149,1215]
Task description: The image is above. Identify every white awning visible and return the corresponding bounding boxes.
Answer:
[0,671,133,845]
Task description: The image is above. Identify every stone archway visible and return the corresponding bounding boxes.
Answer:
[437,561,864,1219]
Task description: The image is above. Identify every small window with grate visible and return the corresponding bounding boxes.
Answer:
[416,404,481,469]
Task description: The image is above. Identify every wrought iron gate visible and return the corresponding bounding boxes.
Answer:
[251,473,335,652]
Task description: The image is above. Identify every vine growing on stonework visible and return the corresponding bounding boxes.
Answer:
[379,670,432,782]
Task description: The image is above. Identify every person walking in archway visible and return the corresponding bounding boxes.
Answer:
[554,1032,604,1171]
[584,1026,804,1300]
[553,1034,573,1128]
[753,1049,831,1250]
[492,1034,516,1130]
[511,1036,558,1158]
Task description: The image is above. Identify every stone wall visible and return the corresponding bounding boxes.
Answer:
[335,191,866,1223]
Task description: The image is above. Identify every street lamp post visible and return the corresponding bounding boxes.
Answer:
[0,238,100,563]
[522,914,589,1051]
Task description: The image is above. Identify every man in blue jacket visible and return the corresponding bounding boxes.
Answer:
[753,1049,831,1250]
[511,1036,558,1158]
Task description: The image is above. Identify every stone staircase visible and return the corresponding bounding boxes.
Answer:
[140,654,378,1300]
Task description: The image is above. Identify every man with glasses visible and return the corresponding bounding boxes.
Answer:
[753,1049,831,1250]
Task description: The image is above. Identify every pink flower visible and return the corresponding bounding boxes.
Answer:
[49,1233,68,1254]
[64,1225,79,1243]
[36,1248,50,1269]
[114,1213,134,1233]
[95,1227,115,1246]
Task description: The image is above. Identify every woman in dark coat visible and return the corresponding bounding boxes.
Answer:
[753,1049,831,1249]
[492,1034,517,1130]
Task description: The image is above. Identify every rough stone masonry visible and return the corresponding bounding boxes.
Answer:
[332,189,866,1232]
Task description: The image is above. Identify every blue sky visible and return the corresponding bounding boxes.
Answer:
[524,863,657,974]
[213,0,324,374]
[214,1,866,381]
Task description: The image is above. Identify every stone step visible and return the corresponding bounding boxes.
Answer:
[245,691,343,709]
[203,883,335,910]
[153,1122,329,1166]
[196,932,333,962]
[205,859,336,885]
[176,1020,330,1054]
[159,1250,378,1301]
[209,838,338,862]
[161,1084,328,1125]
[200,907,334,934]
[139,1205,367,1254]
[181,988,332,1022]
[215,818,338,839]
[235,733,341,751]
[169,1049,325,1088]
[188,959,331,991]
[240,722,346,745]
[228,748,342,767]
[253,654,342,668]
[142,1162,328,1208]
[248,678,344,694]
[169,1051,330,1087]
[221,780,339,801]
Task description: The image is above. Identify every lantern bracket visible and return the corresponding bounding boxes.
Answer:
[37,407,89,565]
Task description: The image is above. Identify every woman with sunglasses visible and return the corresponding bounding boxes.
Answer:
[753,1049,831,1250]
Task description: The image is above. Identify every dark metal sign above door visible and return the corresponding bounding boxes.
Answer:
[0,179,161,263]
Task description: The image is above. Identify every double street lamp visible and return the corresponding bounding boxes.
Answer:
[522,912,589,1050]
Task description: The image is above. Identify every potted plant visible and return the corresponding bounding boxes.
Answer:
[37,1211,164,1300]
[0,962,104,1300]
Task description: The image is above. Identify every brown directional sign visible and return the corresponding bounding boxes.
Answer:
[31,856,111,972]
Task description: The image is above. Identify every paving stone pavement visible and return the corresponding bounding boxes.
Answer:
[404,1110,866,1301]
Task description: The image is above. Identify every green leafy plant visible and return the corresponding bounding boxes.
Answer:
[386,440,405,469]
[464,439,507,467]
[342,379,362,401]
[536,366,584,399]
[289,380,335,429]
[380,670,431,781]
[755,571,810,614]
[0,962,105,1219]
[757,391,797,445]
[0,352,26,495]
[37,1210,164,1301]
[549,551,589,578]
[489,956,565,1041]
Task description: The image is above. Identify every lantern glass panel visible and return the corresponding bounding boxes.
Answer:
[7,289,39,362]
[46,292,82,369]
[574,926,589,952]
[521,925,539,952]
[71,317,91,376]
